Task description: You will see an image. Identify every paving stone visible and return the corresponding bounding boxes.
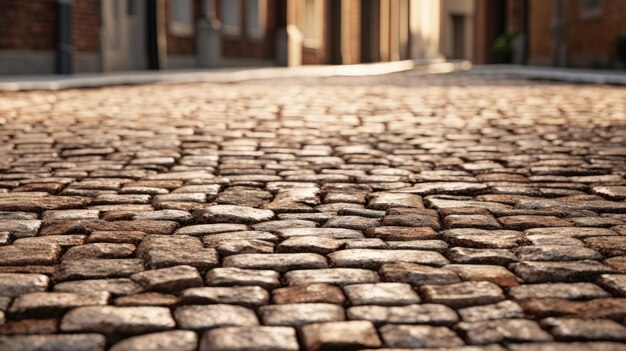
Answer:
[55,259,145,281]
[193,205,274,224]
[498,216,572,230]
[513,261,614,283]
[0,334,106,351]
[525,234,585,246]
[442,228,525,249]
[323,216,381,230]
[0,220,42,238]
[53,278,144,296]
[421,281,505,308]
[524,227,617,238]
[517,199,626,213]
[276,236,344,254]
[457,319,553,344]
[302,321,382,351]
[0,196,90,213]
[284,268,376,287]
[508,342,626,351]
[347,304,459,325]
[446,264,520,287]
[61,306,176,334]
[114,293,179,307]
[206,267,280,290]
[0,273,48,297]
[367,192,423,210]
[276,227,363,239]
[386,239,447,252]
[329,249,448,269]
[252,219,317,231]
[15,234,86,248]
[174,304,259,330]
[182,286,269,307]
[203,231,279,246]
[380,324,464,348]
[444,214,502,229]
[448,247,519,265]
[8,291,110,317]
[272,283,345,304]
[137,235,219,270]
[62,243,136,260]
[174,224,248,237]
[259,303,344,327]
[514,245,602,261]
[381,213,440,230]
[344,283,420,305]
[541,317,626,341]
[519,298,626,319]
[200,326,299,351]
[597,274,626,296]
[130,265,203,292]
[365,226,438,240]
[395,182,488,196]
[583,236,626,257]
[509,282,611,300]
[591,186,626,200]
[87,231,146,244]
[109,330,198,351]
[0,243,62,265]
[0,318,58,335]
[458,300,525,322]
[379,262,460,286]
[211,239,275,255]
[223,253,327,272]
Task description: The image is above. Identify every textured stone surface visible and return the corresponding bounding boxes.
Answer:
[380,324,464,348]
[61,306,176,334]
[1,69,626,350]
[302,321,382,351]
[200,326,299,351]
[174,304,259,330]
[110,330,198,351]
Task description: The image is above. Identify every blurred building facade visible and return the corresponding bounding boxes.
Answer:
[1,0,623,75]
[474,0,626,68]
[0,0,478,75]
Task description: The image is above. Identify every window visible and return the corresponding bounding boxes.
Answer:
[580,0,602,19]
[302,0,322,48]
[170,0,194,36]
[246,0,267,39]
[221,0,241,36]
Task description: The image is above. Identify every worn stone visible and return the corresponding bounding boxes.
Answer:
[302,321,382,351]
[61,306,176,334]
[174,304,259,330]
[421,281,505,308]
[200,326,299,351]
[380,324,464,348]
[110,330,198,351]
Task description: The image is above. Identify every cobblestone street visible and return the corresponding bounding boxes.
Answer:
[0,71,626,351]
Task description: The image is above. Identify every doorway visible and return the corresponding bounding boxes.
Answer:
[101,0,148,71]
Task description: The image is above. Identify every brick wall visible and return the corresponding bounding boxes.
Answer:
[166,0,202,56]
[72,0,100,53]
[565,0,626,67]
[221,0,278,59]
[0,0,57,51]
[528,0,551,65]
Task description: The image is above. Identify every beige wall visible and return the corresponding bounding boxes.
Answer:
[409,0,474,61]
[410,0,443,60]
[442,0,474,60]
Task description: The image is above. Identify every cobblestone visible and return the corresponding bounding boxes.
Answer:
[0,71,625,349]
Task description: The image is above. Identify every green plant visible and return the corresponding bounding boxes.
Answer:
[613,35,626,66]
[492,32,517,63]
